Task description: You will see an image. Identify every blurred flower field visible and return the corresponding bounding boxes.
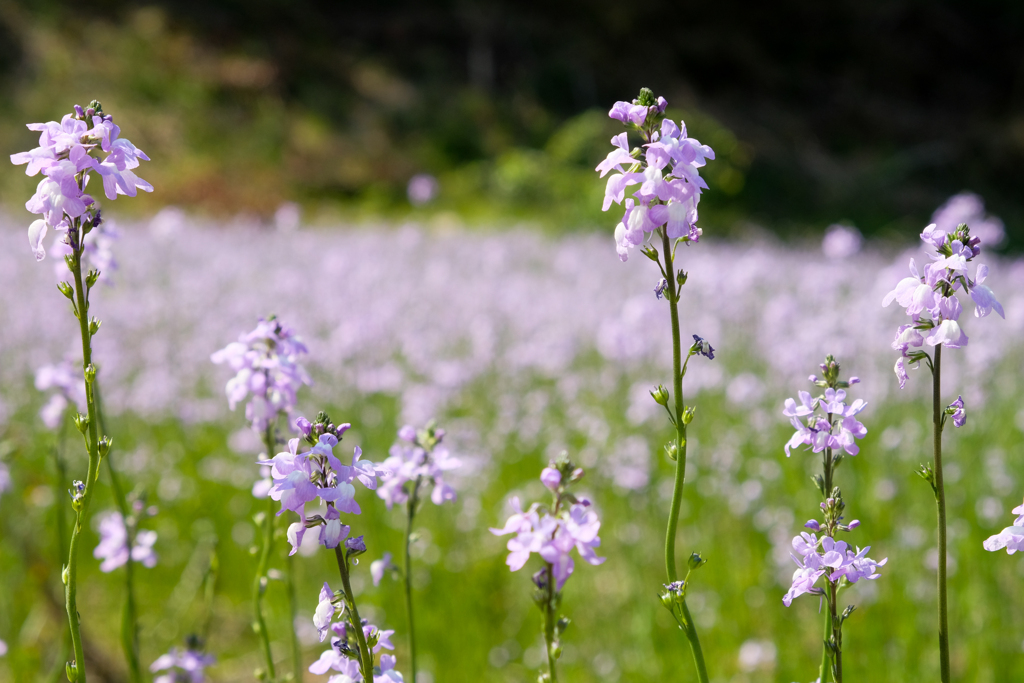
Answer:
[1,212,1024,682]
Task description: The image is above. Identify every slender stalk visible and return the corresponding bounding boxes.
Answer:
[404,476,423,682]
[932,345,950,682]
[829,583,842,683]
[94,383,142,683]
[287,553,303,683]
[819,603,832,683]
[659,228,709,683]
[334,546,374,682]
[543,562,559,683]
[65,217,103,683]
[48,426,71,683]
[253,426,278,682]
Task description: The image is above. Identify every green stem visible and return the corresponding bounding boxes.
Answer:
[819,601,832,683]
[405,477,422,683]
[65,218,103,683]
[286,552,303,682]
[659,229,709,683]
[48,427,71,683]
[96,381,142,683]
[334,546,374,682]
[253,426,278,682]
[933,345,950,682]
[543,563,559,683]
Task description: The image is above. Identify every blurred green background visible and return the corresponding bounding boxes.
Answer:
[0,0,1021,242]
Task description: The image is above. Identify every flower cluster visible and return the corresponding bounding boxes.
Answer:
[884,222,1003,388]
[983,501,1024,555]
[596,88,715,261]
[783,530,887,607]
[783,375,867,457]
[259,414,384,554]
[35,360,86,430]
[490,456,605,591]
[377,422,460,510]
[10,101,150,261]
[311,584,403,682]
[93,509,158,573]
[211,316,311,433]
[150,637,215,683]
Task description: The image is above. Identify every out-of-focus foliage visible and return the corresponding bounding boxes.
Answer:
[0,1,1022,241]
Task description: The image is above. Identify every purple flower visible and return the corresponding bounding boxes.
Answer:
[947,396,966,428]
[150,642,215,683]
[93,511,158,573]
[35,360,86,430]
[0,462,10,499]
[491,487,605,592]
[12,106,151,261]
[345,535,367,555]
[377,423,460,510]
[211,317,311,433]
[782,376,868,457]
[782,531,886,606]
[691,335,715,359]
[654,278,668,300]
[970,264,1004,319]
[598,92,715,260]
[314,582,337,642]
[371,552,394,586]
[540,467,561,491]
[376,654,404,682]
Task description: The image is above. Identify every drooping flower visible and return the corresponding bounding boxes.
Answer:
[211,316,311,433]
[691,334,715,360]
[947,396,966,428]
[93,510,158,573]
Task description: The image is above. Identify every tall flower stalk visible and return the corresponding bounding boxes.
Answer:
[883,221,1002,682]
[377,422,461,681]
[596,87,715,681]
[491,454,605,683]
[11,100,152,682]
[781,358,885,681]
[212,316,311,681]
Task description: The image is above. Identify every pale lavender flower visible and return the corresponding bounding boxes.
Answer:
[983,502,1024,554]
[598,90,714,260]
[782,531,886,606]
[821,224,862,260]
[211,317,311,433]
[371,552,395,587]
[491,465,605,591]
[12,105,151,261]
[93,511,158,572]
[260,423,384,554]
[782,379,868,458]
[150,639,215,683]
[654,278,668,299]
[0,639,6,656]
[407,174,439,206]
[377,423,460,510]
[883,219,1002,386]
[310,620,402,681]
[49,215,119,284]
[35,360,86,430]
[314,582,338,642]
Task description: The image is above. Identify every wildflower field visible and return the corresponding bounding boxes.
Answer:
[1,195,1024,682]
[1,88,1023,683]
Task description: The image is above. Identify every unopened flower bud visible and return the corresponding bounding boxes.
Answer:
[84,363,96,384]
[57,281,74,299]
[804,519,821,532]
[641,244,659,262]
[664,442,678,461]
[847,519,860,530]
[88,317,101,336]
[676,269,688,287]
[73,413,89,434]
[681,406,696,425]
[66,661,79,682]
[687,552,706,571]
[345,535,367,558]
[650,385,669,406]
[636,87,656,107]
[555,616,571,634]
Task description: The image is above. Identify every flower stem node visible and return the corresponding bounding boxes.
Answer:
[84,364,96,385]
[650,385,670,406]
[917,464,938,495]
[641,244,659,262]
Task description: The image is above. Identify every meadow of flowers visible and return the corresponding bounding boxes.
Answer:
[0,96,1023,683]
